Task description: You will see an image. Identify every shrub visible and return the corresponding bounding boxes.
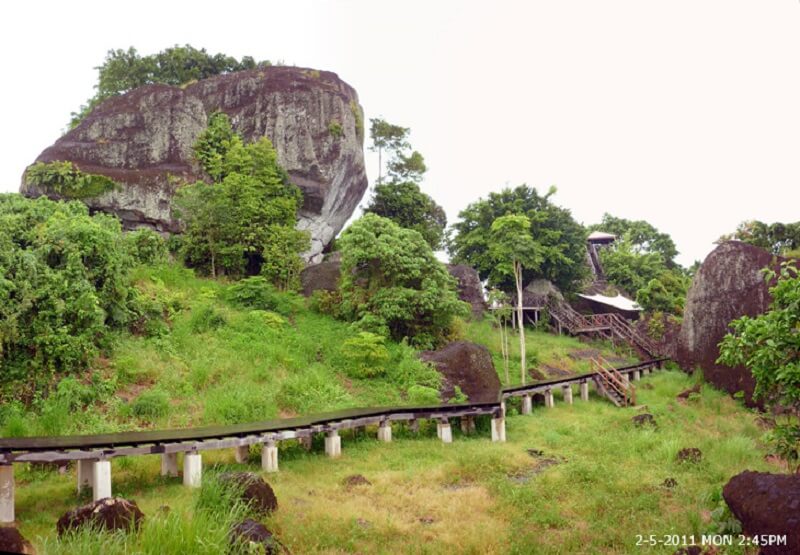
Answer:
[225,276,302,316]
[328,120,343,138]
[203,386,276,425]
[340,332,390,378]
[24,161,117,199]
[189,304,227,333]
[309,290,343,317]
[247,310,286,329]
[276,365,352,413]
[407,385,441,406]
[131,389,170,420]
[125,228,167,264]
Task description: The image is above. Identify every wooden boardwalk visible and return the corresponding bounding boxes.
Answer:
[0,359,665,524]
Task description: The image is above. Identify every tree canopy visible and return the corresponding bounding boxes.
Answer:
[364,181,447,250]
[719,220,800,257]
[589,213,678,267]
[174,113,307,288]
[449,185,587,293]
[717,263,800,470]
[70,45,269,128]
[337,213,468,348]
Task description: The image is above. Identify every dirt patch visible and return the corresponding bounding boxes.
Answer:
[342,474,371,488]
[528,367,548,381]
[510,450,564,483]
[632,413,657,428]
[540,364,573,378]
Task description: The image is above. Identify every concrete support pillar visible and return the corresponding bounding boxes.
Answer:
[521,394,533,415]
[438,421,453,444]
[562,384,573,405]
[183,453,202,488]
[633,370,641,381]
[77,459,94,493]
[161,453,178,477]
[92,460,112,501]
[622,373,630,387]
[544,389,555,408]
[261,442,278,473]
[234,445,249,464]
[325,431,341,458]
[377,422,392,442]
[0,465,13,524]
[643,368,650,376]
[580,381,589,401]
[491,417,506,442]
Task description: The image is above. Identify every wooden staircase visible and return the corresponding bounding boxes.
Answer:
[544,298,660,358]
[590,356,636,407]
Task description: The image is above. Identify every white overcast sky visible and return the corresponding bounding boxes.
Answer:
[1,0,799,267]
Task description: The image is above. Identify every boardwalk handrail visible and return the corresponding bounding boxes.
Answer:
[591,356,636,406]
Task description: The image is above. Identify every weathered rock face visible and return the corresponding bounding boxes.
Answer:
[21,67,368,263]
[446,264,487,316]
[419,341,501,403]
[677,241,783,405]
[218,472,278,515]
[300,252,341,297]
[723,471,800,554]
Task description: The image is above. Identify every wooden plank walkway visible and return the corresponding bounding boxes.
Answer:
[0,358,666,523]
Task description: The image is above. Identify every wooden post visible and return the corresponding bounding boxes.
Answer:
[643,367,650,376]
[521,394,532,415]
[77,459,94,493]
[580,381,589,401]
[234,445,249,464]
[377,422,392,442]
[491,416,506,442]
[325,431,341,458]
[460,416,476,434]
[562,384,573,405]
[183,453,202,488]
[92,460,112,501]
[161,453,178,477]
[262,442,278,473]
[544,389,555,408]
[0,464,13,524]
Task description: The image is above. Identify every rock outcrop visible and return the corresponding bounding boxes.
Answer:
[446,264,487,316]
[0,527,36,554]
[723,471,800,554]
[230,519,281,555]
[300,252,342,296]
[21,66,368,263]
[419,341,501,403]
[677,241,785,405]
[218,472,278,515]
[56,497,144,536]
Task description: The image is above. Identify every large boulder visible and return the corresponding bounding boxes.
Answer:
[300,252,341,297]
[419,341,501,403]
[446,265,487,316]
[0,527,35,554]
[21,67,368,264]
[56,497,144,537]
[723,471,800,554]
[677,241,786,405]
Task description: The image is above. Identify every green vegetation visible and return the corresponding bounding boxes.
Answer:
[590,214,689,315]
[174,112,307,285]
[337,214,468,348]
[718,262,800,471]
[16,370,775,554]
[449,185,588,294]
[0,194,166,391]
[328,120,343,138]
[24,161,118,199]
[720,219,800,257]
[368,117,409,184]
[364,181,447,249]
[70,45,269,128]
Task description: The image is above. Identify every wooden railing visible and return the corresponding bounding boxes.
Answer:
[591,356,636,406]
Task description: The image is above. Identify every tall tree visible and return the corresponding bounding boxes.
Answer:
[449,185,587,294]
[387,150,427,183]
[719,220,800,256]
[588,213,678,267]
[488,214,541,385]
[368,118,409,185]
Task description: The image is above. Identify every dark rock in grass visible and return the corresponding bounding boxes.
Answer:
[56,497,144,537]
[528,367,548,381]
[230,518,281,555]
[676,448,702,464]
[676,384,702,401]
[723,471,800,555]
[419,516,435,525]
[632,413,658,428]
[342,474,371,488]
[219,472,278,516]
[0,526,36,554]
[526,448,546,458]
[662,477,678,489]
[300,256,341,297]
[419,341,501,403]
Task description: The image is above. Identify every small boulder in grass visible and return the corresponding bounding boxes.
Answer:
[676,448,702,464]
[342,474,371,488]
[56,497,144,537]
[0,526,36,554]
[218,472,278,515]
[632,413,657,428]
[230,519,282,555]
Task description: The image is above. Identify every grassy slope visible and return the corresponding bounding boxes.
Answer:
[4,263,776,553]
